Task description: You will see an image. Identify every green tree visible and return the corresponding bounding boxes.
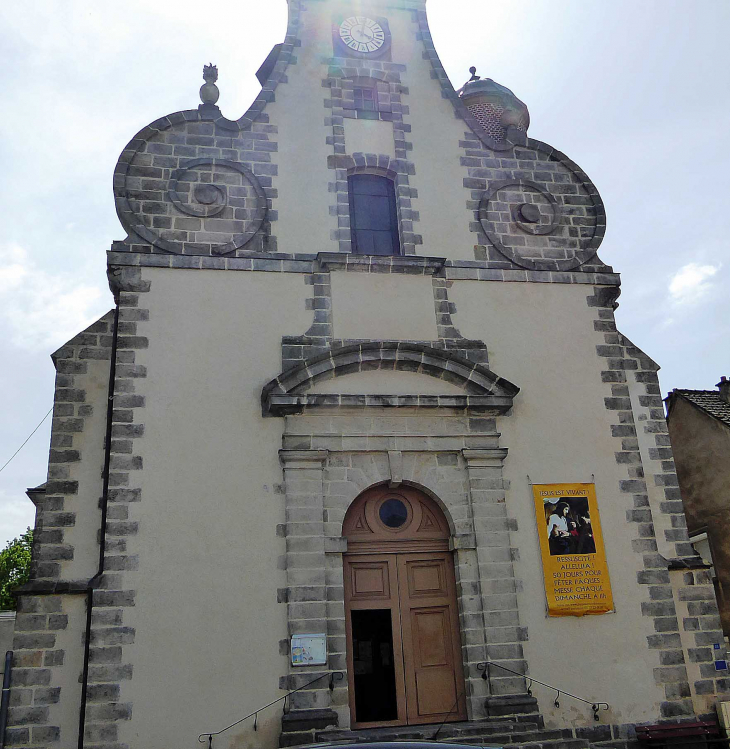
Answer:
[0,528,33,610]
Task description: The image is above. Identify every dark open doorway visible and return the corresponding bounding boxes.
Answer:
[351,609,398,722]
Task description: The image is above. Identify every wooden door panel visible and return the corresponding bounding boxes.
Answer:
[411,608,458,717]
[416,667,458,717]
[407,559,448,598]
[349,560,391,601]
[398,553,467,724]
[413,608,450,667]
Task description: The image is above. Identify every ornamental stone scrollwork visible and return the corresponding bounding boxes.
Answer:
[166,157,268,250]
[478,179,604,272]
[112,57,290,256]
[118,153,269,257]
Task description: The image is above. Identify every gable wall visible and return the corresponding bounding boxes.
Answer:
[83,266,668,747]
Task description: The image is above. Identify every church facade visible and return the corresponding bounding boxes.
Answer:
[5,1,728,748]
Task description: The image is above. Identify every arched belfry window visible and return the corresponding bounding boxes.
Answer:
[348,174,401,256]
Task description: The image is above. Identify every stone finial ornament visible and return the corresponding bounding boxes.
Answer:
[199,63,220,107]
[459,68,530,143]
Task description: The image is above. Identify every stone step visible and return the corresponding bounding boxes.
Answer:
[435,727,568,742]
[317,719,542,742]
[438,723,543,739]
[283,732,592,749]
[439,728,580,747]
[504,741,590,749]
[281,716,605,749]
[280,731,320,748]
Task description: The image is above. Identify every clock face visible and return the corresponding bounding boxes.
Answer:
[339,16,386,54]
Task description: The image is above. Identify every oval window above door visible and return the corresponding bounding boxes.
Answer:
[379,498,409,528]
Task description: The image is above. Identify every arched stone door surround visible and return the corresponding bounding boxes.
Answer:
[279,428,528,730]
[343,484,467,728]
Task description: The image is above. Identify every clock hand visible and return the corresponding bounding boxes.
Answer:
[352,26,373,42]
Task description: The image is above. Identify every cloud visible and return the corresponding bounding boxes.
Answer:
[0,244,111,351]
[0,490,35,549]
[668,262,720,305]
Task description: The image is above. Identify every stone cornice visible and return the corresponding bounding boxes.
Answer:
[106,251,620,288]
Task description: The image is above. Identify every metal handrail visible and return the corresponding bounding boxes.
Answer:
[477,661,609,721]
[198,671,344,748]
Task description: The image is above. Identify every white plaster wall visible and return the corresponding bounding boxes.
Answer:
[0,612,15,655]
[117,268,309,749]
[380,10,477,261]
[331,273,437,340]
[268,6,336,256]
[48,598,87,747]
[344,118,395,158]
[451,279,664,725]
[62,354,108,580]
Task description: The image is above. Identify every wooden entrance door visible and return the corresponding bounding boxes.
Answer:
[343,486,466,729]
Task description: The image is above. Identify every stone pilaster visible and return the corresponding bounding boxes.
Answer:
[463,448,530,704]
[279,450,337,719]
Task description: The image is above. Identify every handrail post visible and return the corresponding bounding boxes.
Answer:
[198,671,344,744]
[0,651,13,749]
[476,660,609,721]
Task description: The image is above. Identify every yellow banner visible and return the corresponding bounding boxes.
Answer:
[532,483,614,617]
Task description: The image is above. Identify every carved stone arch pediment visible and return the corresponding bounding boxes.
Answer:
[261,341,519,416]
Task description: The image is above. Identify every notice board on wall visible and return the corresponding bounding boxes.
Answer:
[532,483,614,617]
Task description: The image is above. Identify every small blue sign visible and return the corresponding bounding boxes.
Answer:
[715,660,727,671]
[714,643,721,650]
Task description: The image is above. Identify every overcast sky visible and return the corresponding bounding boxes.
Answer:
[1,0,728,547]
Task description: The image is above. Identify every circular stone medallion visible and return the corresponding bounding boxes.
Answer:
[479,179,602,271]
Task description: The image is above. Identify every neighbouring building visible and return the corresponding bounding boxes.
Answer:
[666,378,730,637]
[3,2,729,748]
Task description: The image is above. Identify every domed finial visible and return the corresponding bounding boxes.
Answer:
[199,63,220,109]
[459,72,531,143]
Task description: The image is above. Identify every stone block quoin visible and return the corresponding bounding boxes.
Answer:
[587,286,730,718]
[7,312,116,748]
[71,266,153,749]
